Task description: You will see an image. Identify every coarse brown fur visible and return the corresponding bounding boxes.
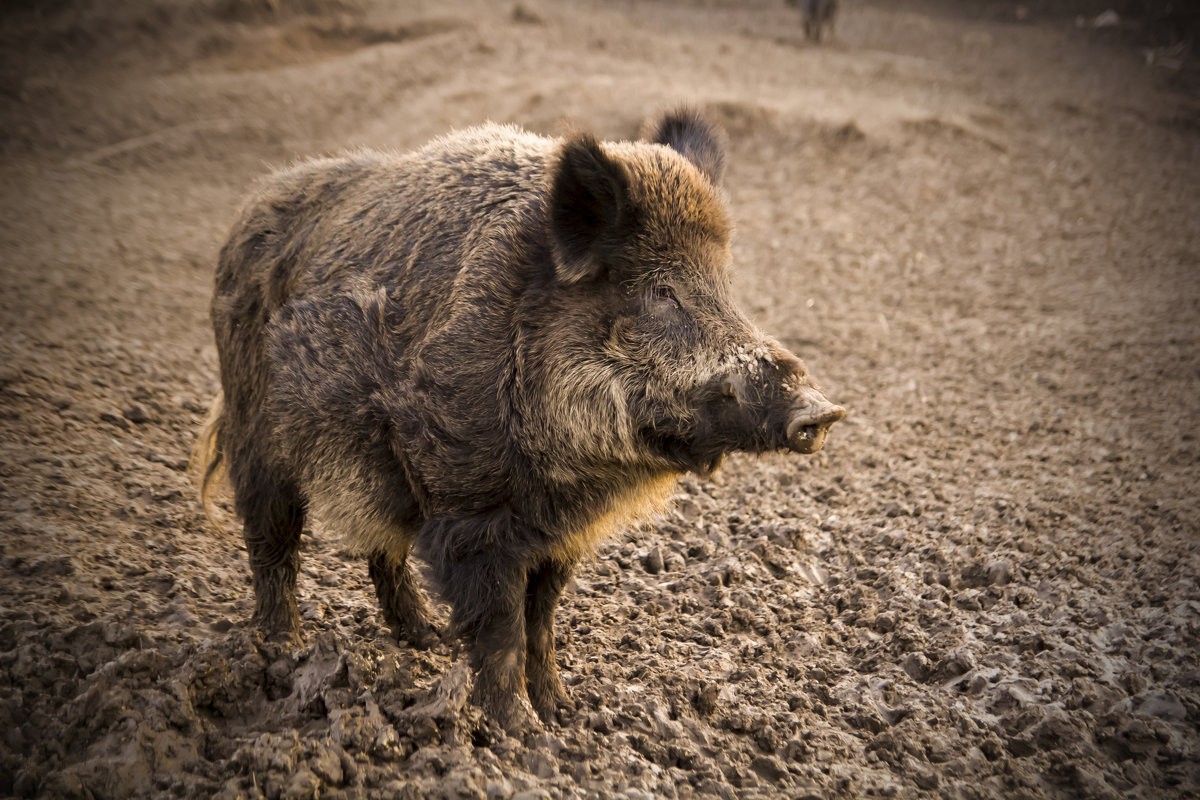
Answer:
[191,391,225,530]
[195,109,844,730]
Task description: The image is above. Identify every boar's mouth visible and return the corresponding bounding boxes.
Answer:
[787,422,831,454]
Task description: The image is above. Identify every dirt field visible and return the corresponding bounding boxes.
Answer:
[2,0,1198,797]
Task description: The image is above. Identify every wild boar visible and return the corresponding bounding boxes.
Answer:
[194,109,845,731]
[788,0,839,43]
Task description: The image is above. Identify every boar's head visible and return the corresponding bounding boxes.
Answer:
[543,109,844,477]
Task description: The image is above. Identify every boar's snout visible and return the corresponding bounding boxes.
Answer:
[785,386,846,454]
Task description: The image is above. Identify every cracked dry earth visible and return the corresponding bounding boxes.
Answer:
[1,0,1199,798]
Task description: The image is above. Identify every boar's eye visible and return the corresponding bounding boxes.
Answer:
[651,285,680,311]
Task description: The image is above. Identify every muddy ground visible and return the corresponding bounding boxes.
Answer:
[1,0,1198,797]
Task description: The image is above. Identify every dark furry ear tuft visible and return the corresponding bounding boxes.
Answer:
[645,108,726,185]
[549,133,632,285]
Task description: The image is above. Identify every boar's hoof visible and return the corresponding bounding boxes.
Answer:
[482,691,541,735]
[251,597,303,643]
[786,402,846,454]
[530,684,576,727]
[388,619,440,650]
[253,624,304,653]
[549,696,578,727]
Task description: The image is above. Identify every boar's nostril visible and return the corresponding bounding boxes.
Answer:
[787,402,845,433]
[818,404,846,427]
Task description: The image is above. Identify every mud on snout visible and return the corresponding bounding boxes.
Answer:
[687,348,846,464]
[785,383,845,454]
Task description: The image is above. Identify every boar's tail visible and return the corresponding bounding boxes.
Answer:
[189,391,229,532]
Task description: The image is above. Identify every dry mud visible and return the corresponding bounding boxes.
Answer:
[1,1,1199,798]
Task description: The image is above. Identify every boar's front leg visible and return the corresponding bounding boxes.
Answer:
[426,512,539,732]
[368,546,437,649]
[525,561,574,723]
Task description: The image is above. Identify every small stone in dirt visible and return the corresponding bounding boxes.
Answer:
[873,611,897,633]
[934,650,974,682]
[694,682,721,716]
[963,558,1014,588]
[902,653,932,682]
[50,393,72,410]
[123,403,151,423]
[643,546,665,575]
[967,672,990,694]
[979,735,1004,761]
[751,754,789,783]
[664,550,686,572]
[986,559,1012,586]
[587,708,615,733]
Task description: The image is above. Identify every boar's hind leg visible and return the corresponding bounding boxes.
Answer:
[426,513,538,732]
[525,561,574,723]
[369,548,436,648]
[236,470,305,639]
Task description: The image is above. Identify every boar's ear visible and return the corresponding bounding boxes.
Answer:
[645,108,725,186]
[549,133,634,285]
